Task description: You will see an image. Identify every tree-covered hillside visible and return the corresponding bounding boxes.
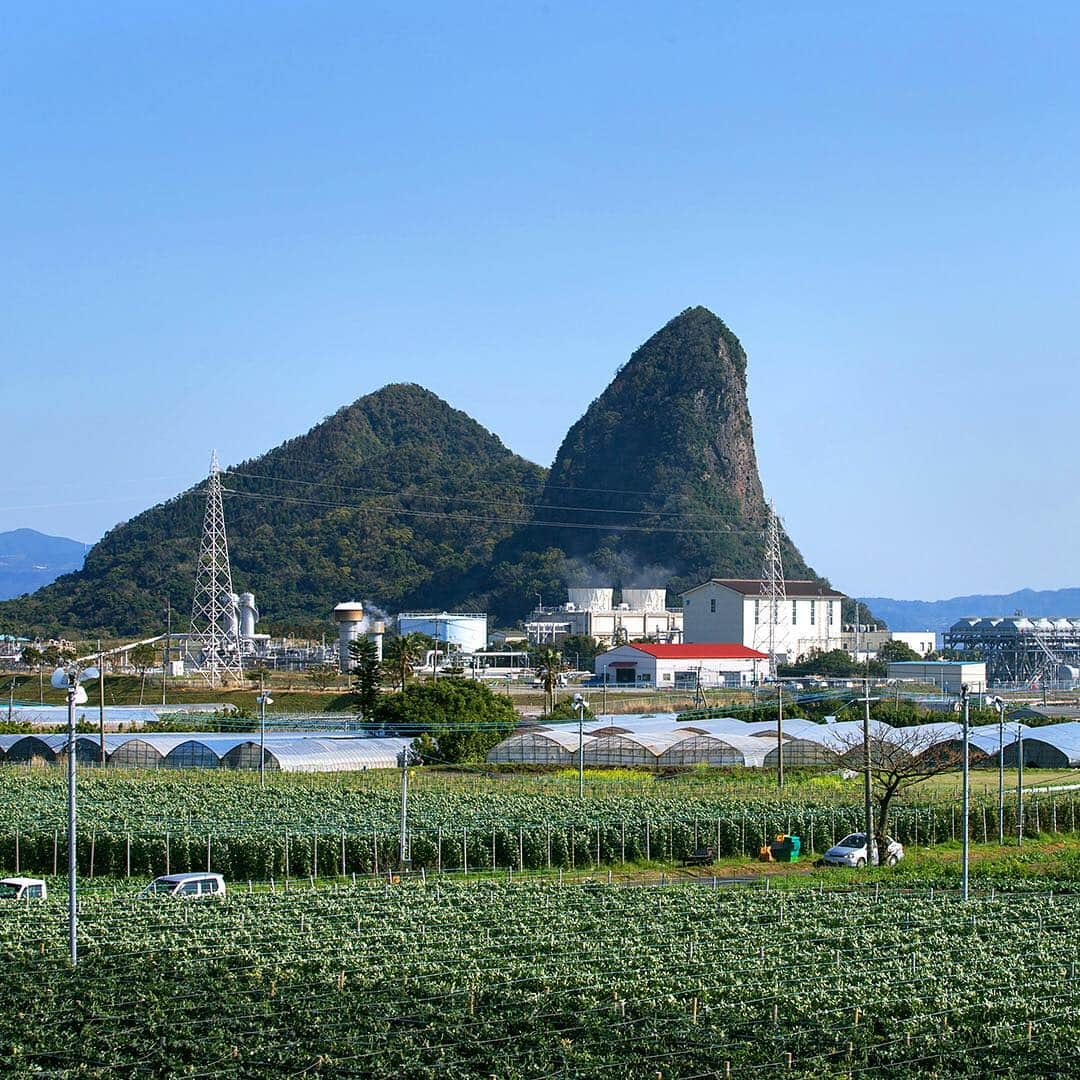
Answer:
[462,307,815,618]
[0,385,546,636]
[1,308,835,637]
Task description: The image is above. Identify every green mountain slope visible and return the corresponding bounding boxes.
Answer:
[0,385,546,636]
[466,306,814,618]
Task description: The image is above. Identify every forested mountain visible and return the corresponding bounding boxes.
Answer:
[0,529,87,600]
[1,307,826,636]
[0,385,546,636]
[459,306,815,617]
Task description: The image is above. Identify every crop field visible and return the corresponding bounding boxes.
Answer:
[0,767,1077,881]
[1,880,1077,1077]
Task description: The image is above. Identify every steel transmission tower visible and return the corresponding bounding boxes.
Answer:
[755,504,788,675]
[188,450,243,687]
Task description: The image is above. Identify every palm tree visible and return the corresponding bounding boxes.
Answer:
[383,633,424,691]
[536,646,564,716]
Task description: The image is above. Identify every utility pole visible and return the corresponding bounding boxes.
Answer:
[7,677,13,723]
[862,677,875,868]
[98,641,106,766]
[1017,721,1024,847]
[398,748,410,870]
[257,679,273,788]
[776,683,784,790]
[162,599,171,707]
[66,673,77,965]
[960,684,970,901]
[573,693,586,800]
[991,696,1006,844]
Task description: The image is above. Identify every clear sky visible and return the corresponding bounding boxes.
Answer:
[3,2,1078,600]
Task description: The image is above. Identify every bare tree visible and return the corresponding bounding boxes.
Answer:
[830,724,964,855]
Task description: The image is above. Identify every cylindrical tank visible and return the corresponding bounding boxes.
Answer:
[621,588,667,611]
[219,592,240,635]
[371,619,385,662]
[238,592,259,639]
[566,587,613,612]
[334,602,366,672]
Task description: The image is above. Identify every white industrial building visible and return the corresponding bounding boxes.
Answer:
[886,660,987,694]
[526,587,682,647]
[681,579,845,663]
[594,643,769,689]
[840,629,937,660]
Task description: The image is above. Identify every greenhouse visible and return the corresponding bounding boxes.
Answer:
[763,738,840,767]
[580,731,692,768]
[996,723,1080,768]
[486,729,595,765]
[232,737,412,772]
[657,733,772,767]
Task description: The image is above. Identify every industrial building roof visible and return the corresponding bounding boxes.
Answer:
[681,579,846,598]
[615,643,769,660]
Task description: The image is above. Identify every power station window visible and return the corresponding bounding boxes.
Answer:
[710,599,716,613]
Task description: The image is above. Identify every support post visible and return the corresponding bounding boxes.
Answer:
[960,684,970,901]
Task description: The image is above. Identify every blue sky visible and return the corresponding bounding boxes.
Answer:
[3,2,1078,600]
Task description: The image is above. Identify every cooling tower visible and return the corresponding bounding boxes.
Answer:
[621,588,667,612]
[566,588,613,612]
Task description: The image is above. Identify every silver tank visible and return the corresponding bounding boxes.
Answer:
[567,587,613,612]
[238,592,259,639]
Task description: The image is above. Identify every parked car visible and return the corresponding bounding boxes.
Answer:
[822,833,904,868]
[139,872,226,899]
[0,877,47,900]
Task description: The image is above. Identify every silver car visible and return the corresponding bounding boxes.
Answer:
[823,833,904,868]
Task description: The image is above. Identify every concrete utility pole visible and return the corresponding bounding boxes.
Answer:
[573,693,586,800]
[1017,722,1025,847]
[862,677,875,867]
[991,696,1006,844]
[98,642,106,766]
[960,684,970,901]
[162,599,171,707]
[398,748,411,869]
[776,683,784,790]
[67,675,77,964]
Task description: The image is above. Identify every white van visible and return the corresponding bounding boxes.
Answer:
[0,877,47,900]
[139,873,226,899]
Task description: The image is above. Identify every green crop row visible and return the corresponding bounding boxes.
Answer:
[1,882,1078,1076]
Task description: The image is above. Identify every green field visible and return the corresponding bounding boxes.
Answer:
[0,766,1077,883]
[2,878,1078,1077]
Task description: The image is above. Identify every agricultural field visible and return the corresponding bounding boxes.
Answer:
[1,880,1077,1076]
[0,766,1078,882]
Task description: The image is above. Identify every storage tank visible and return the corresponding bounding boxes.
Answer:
[397,612,488,654]
[621,588,667,611]
[238,593,259,639]
[334,602,366,672]
[371,620,385,662]
[566,588,613,612]
[219,592,240,635]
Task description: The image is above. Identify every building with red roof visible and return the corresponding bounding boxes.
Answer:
[594,641,769,690]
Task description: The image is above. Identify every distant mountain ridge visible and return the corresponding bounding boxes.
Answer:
[858,587,1080,636]
[0,529,87,600]
[1,306,829,636]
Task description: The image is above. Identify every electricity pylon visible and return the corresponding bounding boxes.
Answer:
[188,450,243,687]
[755,503,788,676]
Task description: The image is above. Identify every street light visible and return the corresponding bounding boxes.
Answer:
[572,692,586,800]
[989,696,1007,844]
[959,684,970,901]
[51,662,99,968]
[256,689,274,787]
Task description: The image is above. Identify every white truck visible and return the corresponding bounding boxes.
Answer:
[0,877,47,900]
